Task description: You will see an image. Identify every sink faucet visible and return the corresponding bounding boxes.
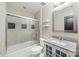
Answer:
[52,35,63,40]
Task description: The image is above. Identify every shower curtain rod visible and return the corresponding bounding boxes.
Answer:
[7,13,22,18]
[6,12,39,22]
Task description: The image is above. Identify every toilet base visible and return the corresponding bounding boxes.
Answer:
[31,53,44,57]
[39,53,44,57]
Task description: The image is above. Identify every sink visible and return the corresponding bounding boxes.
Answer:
[51,40,66,46]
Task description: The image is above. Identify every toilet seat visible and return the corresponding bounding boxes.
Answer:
[31,46,43,57]
[32,46,43,52]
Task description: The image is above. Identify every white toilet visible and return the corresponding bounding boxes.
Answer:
[31,38,45,57]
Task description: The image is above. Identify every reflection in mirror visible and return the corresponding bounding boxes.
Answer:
[64,16,73,32]
[53,3,77,33]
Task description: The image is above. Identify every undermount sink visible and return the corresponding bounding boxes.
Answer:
[51,40,66,46]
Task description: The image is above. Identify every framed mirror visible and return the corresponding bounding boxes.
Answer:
[53,3,77,33]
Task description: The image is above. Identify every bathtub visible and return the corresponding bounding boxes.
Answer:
[6,40,39,57]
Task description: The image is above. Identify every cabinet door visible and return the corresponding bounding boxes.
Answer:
[44,42,75,57]
[45,45,52,57]
[55,47,75,57]
[44,42,56,57]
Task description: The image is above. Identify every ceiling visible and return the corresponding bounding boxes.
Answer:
[7,2,43,15]
[7,2,65,15]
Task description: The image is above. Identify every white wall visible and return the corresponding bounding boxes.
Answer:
[40,2,54,38]
[0,3,6,56]
[34,11,40,20]
[75,3,79,55]
[34,2,54,38]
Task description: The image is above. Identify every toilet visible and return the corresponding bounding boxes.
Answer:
[31,38,45,57]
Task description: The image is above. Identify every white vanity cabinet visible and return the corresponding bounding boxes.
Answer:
[44,39,76,57]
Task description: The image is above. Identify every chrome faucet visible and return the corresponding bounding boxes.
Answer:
[52,35,63,40]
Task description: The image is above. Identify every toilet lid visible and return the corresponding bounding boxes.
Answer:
[31,46,43,52]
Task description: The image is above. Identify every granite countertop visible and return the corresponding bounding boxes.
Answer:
[44,38,77,53]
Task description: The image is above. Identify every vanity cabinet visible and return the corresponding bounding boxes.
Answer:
[44,42,76,57]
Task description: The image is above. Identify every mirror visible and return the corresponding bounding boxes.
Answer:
[53,3,77,33]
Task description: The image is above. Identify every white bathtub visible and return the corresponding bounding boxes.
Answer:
[6,40,39,57]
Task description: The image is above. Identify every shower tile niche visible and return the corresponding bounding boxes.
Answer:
[8,23,15,29]
[21,24,27,29]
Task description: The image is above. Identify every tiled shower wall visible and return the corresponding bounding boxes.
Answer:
[6,15,38,47]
